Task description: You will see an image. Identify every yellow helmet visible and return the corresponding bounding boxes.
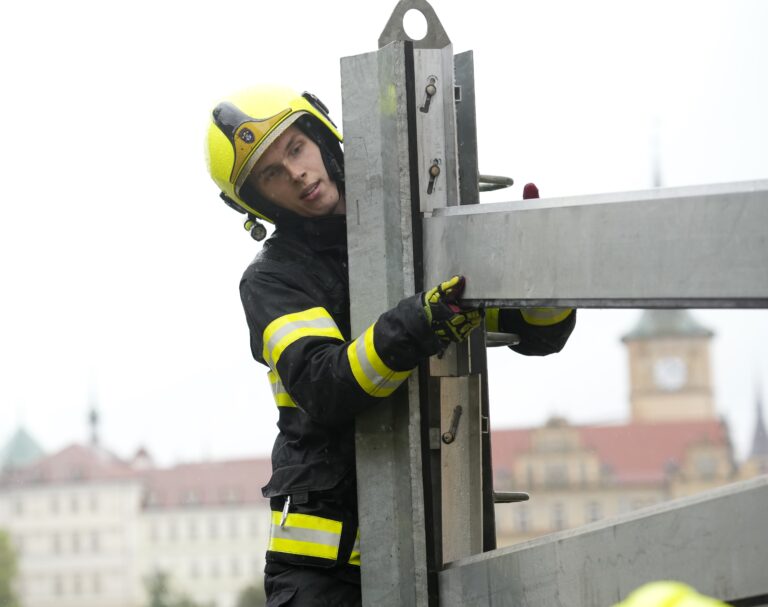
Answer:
[205,85,342,232]
[614,582,727,607]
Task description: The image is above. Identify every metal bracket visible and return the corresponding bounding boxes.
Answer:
[378,0,452,49]
[486,332,521,347]
[493,491,530,504]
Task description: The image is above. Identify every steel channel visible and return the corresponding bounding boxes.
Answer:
[424,180,768,307]
[438,476,768,606]
[341,42,429,607]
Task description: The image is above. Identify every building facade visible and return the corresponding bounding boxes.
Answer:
[0,444,272,607]
[2,310,766,603]
[492,310,764,547]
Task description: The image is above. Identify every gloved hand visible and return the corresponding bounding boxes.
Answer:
[423,275,482,346]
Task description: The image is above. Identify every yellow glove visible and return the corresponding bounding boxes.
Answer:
[423,275,482,346]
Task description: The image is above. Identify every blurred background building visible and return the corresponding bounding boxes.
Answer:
[1,310,766,606]
[492,310,768,546]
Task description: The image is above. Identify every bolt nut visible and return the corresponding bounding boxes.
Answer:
[429,164,441,178]
[426,83,437,97]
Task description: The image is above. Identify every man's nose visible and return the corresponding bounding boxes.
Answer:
[285,160,306,182]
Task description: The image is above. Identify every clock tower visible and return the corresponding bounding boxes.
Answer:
[622,310,715,422]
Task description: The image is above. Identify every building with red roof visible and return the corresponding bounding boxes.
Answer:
[490,310,753,546]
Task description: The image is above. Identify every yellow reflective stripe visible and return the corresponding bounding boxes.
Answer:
[268,511,343,562]
[269,537,338,561]
[485,308,500,332]
[262,307,343,368]
[348,528,361,566]
[267,370,297,408]
[347,324,412,397]
[270,511,343,535]
[520,307,573,326]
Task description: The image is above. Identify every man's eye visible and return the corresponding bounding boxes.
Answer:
[291,143,303,156]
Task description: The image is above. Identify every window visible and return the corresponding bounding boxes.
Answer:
[50,496,60,515]
[90,494,99,512]
[696,455,717,480]
[545,464,569,488]
[70,495,79,514]
[189,561,201,579]
[515,505,530,532]
[586,501,602,523]
[230,557,241,578]
[229,517,239,539]
[91,532,100,553]
[72,574,82,595]
[92,573,101,594]
[168,521,178,542]
[52,534,61,555]
[188,519,198,540]
[551,503,566,531]
[209,518,219,540]
[250,518,261,538]
[53,575,64,596]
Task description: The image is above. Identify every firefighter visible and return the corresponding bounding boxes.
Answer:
[205,85,575,606]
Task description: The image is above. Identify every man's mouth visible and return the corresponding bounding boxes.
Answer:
[301,182,320,200]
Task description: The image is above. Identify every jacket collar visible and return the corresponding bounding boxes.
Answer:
[275,214,347,253]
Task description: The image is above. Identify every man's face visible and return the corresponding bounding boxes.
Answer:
[247,125,344,218]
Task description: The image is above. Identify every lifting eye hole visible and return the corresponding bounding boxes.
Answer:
[403,8,428,40]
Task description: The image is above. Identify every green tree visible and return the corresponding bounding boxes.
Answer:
[144,570,213,607]
[236,582,267,607]
[0,529,21,607]
[145,570,173,607]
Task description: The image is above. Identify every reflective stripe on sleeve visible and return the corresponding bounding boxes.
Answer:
[262,307,344,369]
[520,307,573,326]
[346,324,412,397]
[485,308,500,332]
[269,510,342,562]
[348,528,361,566]
[267,370,297,408]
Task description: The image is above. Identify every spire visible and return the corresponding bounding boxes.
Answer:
[749,383,768,459]
[89,406,100,447]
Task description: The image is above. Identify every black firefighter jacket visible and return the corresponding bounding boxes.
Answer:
[239,214,576,571]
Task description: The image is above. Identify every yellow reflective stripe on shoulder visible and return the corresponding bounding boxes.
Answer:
[269,510,343,562]
[347,324,412,397]
[485,307,500,332]
[520,307,573,326]
[348,528,361,566]
[262,307,344,368]
[267,370,297,408]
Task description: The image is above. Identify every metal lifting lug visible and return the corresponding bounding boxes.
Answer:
[378,0,452,49]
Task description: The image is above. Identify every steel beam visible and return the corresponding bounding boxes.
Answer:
[438,476,768,606]
[424,180,768,308]
[342,42,430,607]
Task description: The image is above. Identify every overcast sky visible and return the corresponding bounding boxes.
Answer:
[1,0,766,466]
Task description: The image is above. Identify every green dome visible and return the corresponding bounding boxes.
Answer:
[0,427,44,471]
[622,310,713,341]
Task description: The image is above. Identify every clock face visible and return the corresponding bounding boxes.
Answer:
[653,356,687,391]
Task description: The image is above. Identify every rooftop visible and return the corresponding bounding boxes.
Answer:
[622,310,713,341]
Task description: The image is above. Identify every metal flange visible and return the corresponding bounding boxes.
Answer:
[378,0,452,49]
